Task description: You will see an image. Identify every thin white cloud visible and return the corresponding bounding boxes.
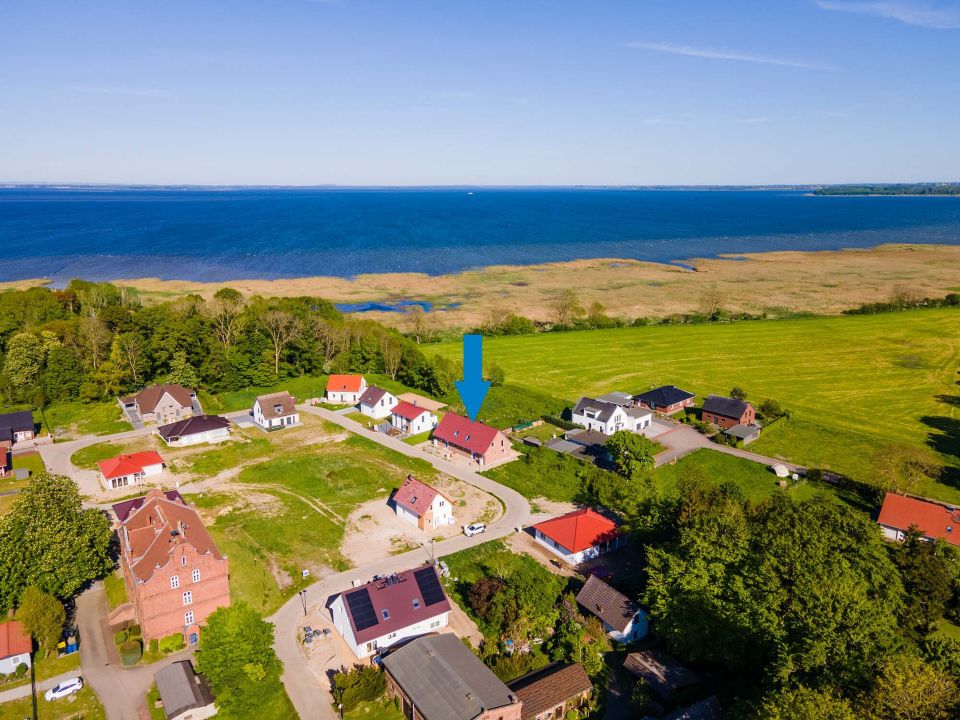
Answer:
[68,85,175,99]
[815,0,960,29]
[624,41,835,70]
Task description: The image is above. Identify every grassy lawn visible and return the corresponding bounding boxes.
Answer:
[41,400,129,438]
[935,618,960,641]
[428,309,960,499]
[0,653,81,693]
[187,434,443,614]
[482,446,587,502]
[343,411,374,426]
[12,452,45,476]
[654,450,836,504]
[441,383,570,429]
[70,440,153,470]
[344,698,405,720]
[402,430,433,445]
[200,375,333,414]
[103,571,128,609]
[0,686,105,720]
[512,422,567,443]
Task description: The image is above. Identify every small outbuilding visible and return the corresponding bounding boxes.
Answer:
[623,649,703,703]
[154,660,217,720]
[575,575,648,643]
[724,423,761,445]
[771,464,790,478]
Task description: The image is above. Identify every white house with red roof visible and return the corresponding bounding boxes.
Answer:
[392,475,453,530]
[358,386,399,419]
[532,508,623,564]
[431,413,511,467]
[329,564,452,659]
[877,493,960,547]
[326,374,367,404]
[98,451,165,491]
[0,620,32,674]
[390,402,438,436]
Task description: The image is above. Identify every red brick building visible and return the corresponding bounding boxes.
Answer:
[700,395,756,430]
[431,413,511,467]
[114,489,230,644]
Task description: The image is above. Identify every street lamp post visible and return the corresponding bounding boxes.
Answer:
[298,589,307,616]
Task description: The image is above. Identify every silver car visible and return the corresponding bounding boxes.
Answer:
[45,677,83,701]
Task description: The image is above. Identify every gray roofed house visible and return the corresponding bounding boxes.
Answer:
[596,391,634,406]
[575,575,648,642]
[545,437,583,455]
[154,660,217,720]
[572,397,619,424]
[381,634,521,720]
[644,696,723,720]
[623,650,703,701]
[157,415,232,447]
[724,423,761,444]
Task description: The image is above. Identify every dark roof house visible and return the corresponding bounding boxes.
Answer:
[645,696,723,720]
[157,415,231,443]
[700,395,756,429]
[154,660,216,720]
[575,575,639,635]
[382,634,521,720]
[508,663,593,720]
[358,386,389,406]
[0,411,35,443]
[634,385,695,411]
[624,650,702,701]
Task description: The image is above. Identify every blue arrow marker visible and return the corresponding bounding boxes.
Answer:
[454,334,491,421]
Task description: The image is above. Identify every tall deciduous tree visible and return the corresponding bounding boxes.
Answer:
[606,430,657,478]
[166,351,200,388]
[0,473,113,610]
[861,654,958,720]
[17,586,66,657]
[550,289,583,328]
[3,332,45,391]
[872,444,942,496]
[196,603,283,717]
[258,310,301,378]
[757,686,857,720]
[205,289,247,351]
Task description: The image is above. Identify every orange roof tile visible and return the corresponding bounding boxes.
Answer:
[533,509,620,554]
[877,493,960,547]
[98,451,165,480]
[0,621,31,659]
[326,375,365,393]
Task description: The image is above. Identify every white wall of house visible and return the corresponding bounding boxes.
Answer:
[606,610,649,643]
[170,702,218,720]
[163,428,230,447]
[327,380,367,405]
[252,400,300,429]
[0,653,31,674]
[395,495,453,530]
[100,462,164,492]
[359,393,398,419]
[390,410,438,435]
[329,594,450,659]
[572,405,629,436]
[534,529,616,565]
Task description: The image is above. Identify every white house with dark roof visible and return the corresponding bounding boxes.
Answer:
[251,391,299,430]
[575,575,648,643]
[357,386,398,419]
[328,565,451,659]
[571,397,652,436]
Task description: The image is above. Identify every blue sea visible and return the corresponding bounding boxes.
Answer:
[1,187,958,284]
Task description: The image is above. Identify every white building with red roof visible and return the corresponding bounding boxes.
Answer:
[0,620,32,674]
[877,493,960,547]
[392,475,453,530]
[98,450,165,491]
[532,508,624,565]
[431,413,511,467]
[329,564,452,659]
[325,374,367,404]
[390,401,438,436]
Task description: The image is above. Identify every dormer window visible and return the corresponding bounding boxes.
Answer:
[381,609,390,620]
[274,404,283,414]
[412,599,420,609]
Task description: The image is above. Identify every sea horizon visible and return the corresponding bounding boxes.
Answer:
[2,186,958,285]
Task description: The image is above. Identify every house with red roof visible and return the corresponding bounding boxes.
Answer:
[390,401,438,436]
[325,374,367,405]
[98,451,165,491]
[0,620,32,675]
[329,564,452,659]
[532,509,623,565]
[392,475,453,530]
[114,489,230,643]
[431,413,511,467]
[877,493,960,547]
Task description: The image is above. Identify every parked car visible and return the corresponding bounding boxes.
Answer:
[45,677,83,701]
[463,523,487,537]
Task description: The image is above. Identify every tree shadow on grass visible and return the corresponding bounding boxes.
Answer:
[920,394,960,490]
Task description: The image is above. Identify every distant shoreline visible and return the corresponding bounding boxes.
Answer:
[7,242,959,331]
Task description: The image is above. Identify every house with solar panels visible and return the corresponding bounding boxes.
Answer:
[328,564,452,659]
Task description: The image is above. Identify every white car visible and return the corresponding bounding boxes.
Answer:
[463,523,487,537]
[45,677,83,701]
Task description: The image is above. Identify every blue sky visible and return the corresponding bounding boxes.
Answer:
[1,0,958,185]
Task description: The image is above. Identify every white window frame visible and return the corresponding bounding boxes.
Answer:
[182,590,193,606]
[184,611,195,626]
[170,575,179,589]
[192,569,201,583]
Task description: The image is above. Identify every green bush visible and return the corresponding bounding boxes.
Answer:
[15,663,28,676]
[149,638,159,654]
[128,624,141,637]
[114,629,128,644]
[331,664,386,712]
[159,633,185,654]
[119,639,143,666]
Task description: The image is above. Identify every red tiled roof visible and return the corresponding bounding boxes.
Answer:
[877,493,960,547]
[326,374,364,393]
[533,509,620,554]
[0,621,31,660]
[120,489,223,583]
[98,451,165,480]
[432,413,501,456]
[392,401,429,421]
[393,475,447,517]
[339,565,451,644]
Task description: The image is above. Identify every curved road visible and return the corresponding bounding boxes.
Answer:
[268,404,531,720]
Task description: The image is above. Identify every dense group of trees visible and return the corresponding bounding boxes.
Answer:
[0,282,462,410]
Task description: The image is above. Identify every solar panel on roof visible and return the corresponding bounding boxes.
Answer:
[414,567,445,607]
[346,588,379,632]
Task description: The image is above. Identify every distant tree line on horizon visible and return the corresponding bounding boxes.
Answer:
[814,183,960,196]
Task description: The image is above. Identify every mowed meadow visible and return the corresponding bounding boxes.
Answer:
[430,308,960,499]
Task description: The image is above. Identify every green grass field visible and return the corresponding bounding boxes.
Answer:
[41,400,130,438]
[430,309,960,500]
[0,686,105,720]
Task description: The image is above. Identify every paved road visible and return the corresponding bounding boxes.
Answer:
[653,424,805,473]
[0,670,79,705]
[269,404,531,720]
[76,582,194,720]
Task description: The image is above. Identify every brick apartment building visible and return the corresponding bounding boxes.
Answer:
[114,489,230,643]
